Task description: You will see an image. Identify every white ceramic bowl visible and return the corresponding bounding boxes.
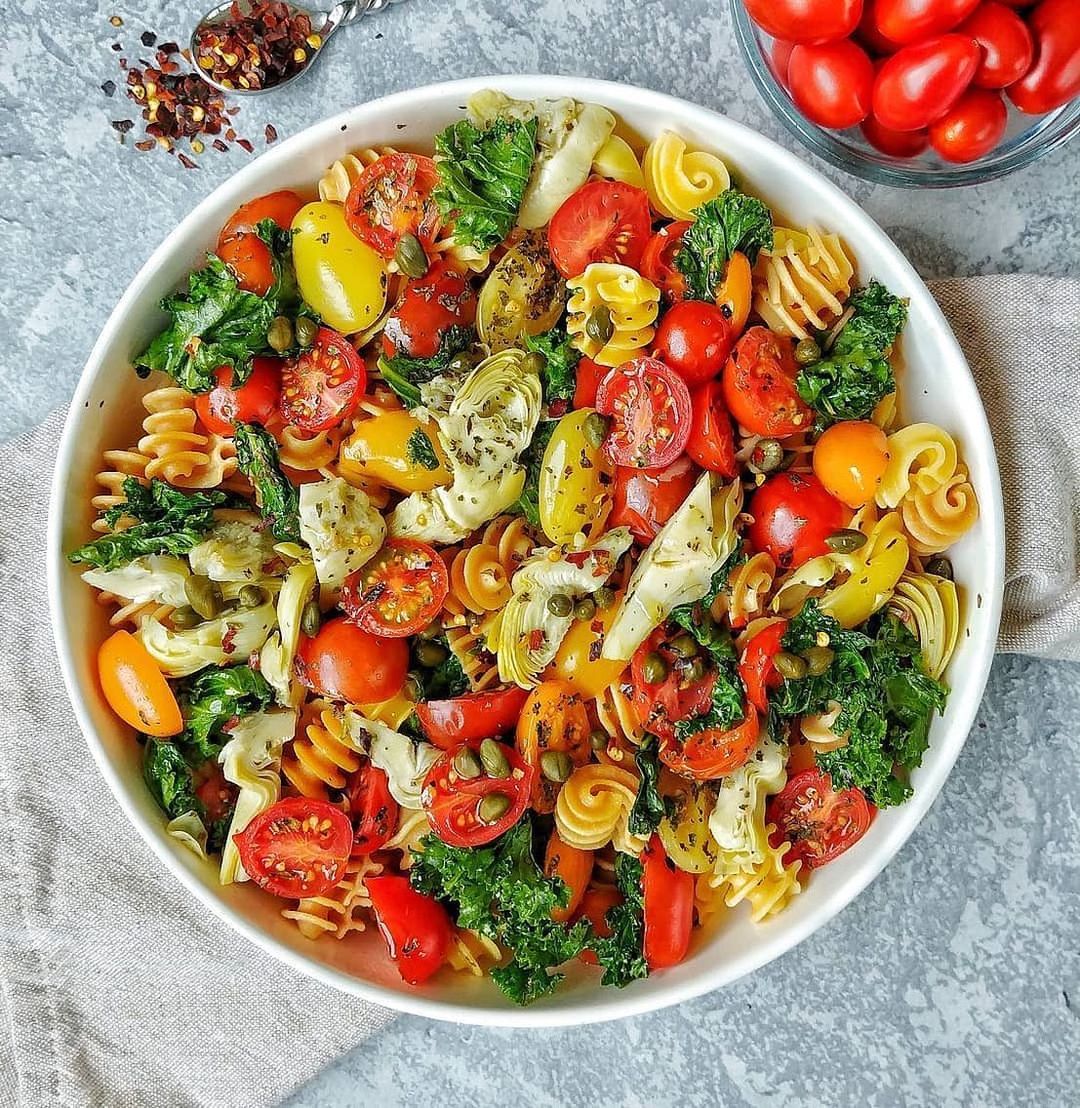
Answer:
[48,75,1005,1026]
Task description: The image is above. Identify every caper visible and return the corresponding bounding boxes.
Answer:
[573,597,596,622]
[416,640,448,668]
[803,645,835,676]
[669,633,698,659]
[547,593,573,618]
[684,657,708,684]
[585,305,614,346]
[267,315,294,353]
[453,746,483,780]
[478,792,512,824]
[749,438,784,475]
[925,556,954,580]
[185,574,222,620]
[301,599,322,637]
[522,352,546,377]
[642,651,669,684]
[795,338,822,366]
[825,529,868,554]
[295,315,318,348]
[417,621,443,641]
[393,232,429,279]
[447,349,480,375]
[594,586,616,611]
[540,750,574,783]
[405,672,424,702]
[171,605,202,629]
[239,584,265,608]
[773,651,808,680]
[479,737,511,779]
[589,728,609,751]
[583,411,610,450]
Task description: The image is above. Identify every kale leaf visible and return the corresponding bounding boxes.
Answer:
[378,325,475,408]
[628,736,665,837]
[143,739,201,820]
[523,326,580,407]
[592,853,648,989]
[411,636,470,700]
[406,427,442,471]
[177,664,274,761]
[233,422,301,543]
[675,190,774,302]
[253,218,300,308]
[433,116,538,251]
[511,420,557,528]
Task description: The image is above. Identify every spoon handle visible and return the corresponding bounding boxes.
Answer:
[326,0,408,29]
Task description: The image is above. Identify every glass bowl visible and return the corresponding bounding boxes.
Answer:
[730,0,1080,188]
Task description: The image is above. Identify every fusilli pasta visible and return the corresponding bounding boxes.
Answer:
[876,423,960,508]
[281,854,383,940]
[281,700,361,800]
[707,827,802,922]
[91,448,147,532]
[901,470,979,555]
[567,263,659,366]
[445,516,535,617]
[446,929,504,976]
[138,387,237,489]
[554,764,646,855]
[643,130,731,221]
[727,552,777,628]
[889,571,961,679]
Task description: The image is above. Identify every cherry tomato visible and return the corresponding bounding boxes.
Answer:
[860,114,932,155]
[721,327,811,437]
[686,379,738,478]
[216,234,276,297]
[929,86,1009,160]
[874,0,981,43]
[422,740,535,847]
[347,765,399,855]
[341,538,448,638]
[366,875,453,985]
[748,472,851,569]
[610,455,699,545]
[544,831,594,923]
[220,189,306,240]
[194,357,280,435]
[642,834,694,970]
[769,38,797,85]
[234,796,352,899]
[872,34,982,131]
[98,630,182,736]
[630,627,717,744]
[652,301,735,387]
[766,769,876,869]
[742,0,863,44]
[640,221,691,302]
[576,885,622,965]
[1007,0,1080,115]
[344,152,441,260]
[516,680,591,813]
[812,419,890,507]
[573,356,606,410]
[715,251,753,335]
[547,180,653,280]
[280,326,366,433]
[959,1,1035,87]
[552,599,629,700]
[195,763,236,823]
[659,705,760,780]
[858,0,903,53]
[297,617,409,704]
[788,40,876,129]
[415,686,530,750]
[382,261,477,359]
[595,357,692,471]
[738,620,789,712]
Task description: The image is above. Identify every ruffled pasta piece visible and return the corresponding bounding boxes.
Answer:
[799,701,848,752]
[594,681,645,762]
[643,131,731,221]
[282,855,383,940]
[445,515,535,618]
[707,826,802,922]
[282,700,361,800]
[446,929,504,976]
[383,808,433,870]
[554,764,646,855]
[752,227,855,341]
[889,571,961,680]
[317,145,394,204]
[275,421,346,476]
[901,471,979,556]
[876,423,960,509]
[96,590,173,630]
[694,872,728,930]
[138,387,237,489]
[566,263,659,366]
[591,134,645,188]
[91,448,148,532]
[445,612,502,691]
[727,552,777,629]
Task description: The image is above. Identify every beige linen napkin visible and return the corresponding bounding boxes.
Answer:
[0,274,1077,1108]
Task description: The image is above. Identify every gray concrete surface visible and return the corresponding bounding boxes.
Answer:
[3,0,1078,1104]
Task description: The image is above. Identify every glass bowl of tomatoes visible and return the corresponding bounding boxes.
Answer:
[731,0,1080,187]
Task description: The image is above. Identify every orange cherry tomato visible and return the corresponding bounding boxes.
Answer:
[714,251,753,335]
[576,885,623,965]
[516,680,591,813]
[544,831,594,923]
[642,834,694,970]
[345,153,441,260]
[98,630,183,736]
[296,617,409,704]
[551,600,627,699]
[194,357,281,435]
[216,189,305,296]
[659,703,761,780]
[722,327,811,438]
[812,420,891,507]
[220,189,306,240]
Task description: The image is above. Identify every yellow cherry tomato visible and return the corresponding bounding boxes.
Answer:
[476,230,565,352]
[813,420,890,508]
[538,409,614,546]
[551,596,627,699]
[339,409,451,493]
[657,771,719,874]
[98,630,183,737]
[291,201,388,334]
[715,250,752,334]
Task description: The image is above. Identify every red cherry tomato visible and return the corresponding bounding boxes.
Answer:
[788,40,876,129]
[721,326,812,437]
[769,38,797,85]
[748,472,851,569]
[738,620,789,709]
[659,705,760,780]
[234,796,352,899]
[642,834,694,971]
[341,538,449,638]
[547,180,653,279]
[651,301,736,387]
[874,0,981,43]
[382,261,477,359]
[414,686,531,750]
[1007,0,1080,115]
[279,327,366,433]
[576,886,622,965]
[573,356,606,410]
[959,1,1035,87]
[640,221,691,302]
[630,627,718,743]
[216,234,276,297]
[595,357,692,471]
[610,456,699,544]
[344,152,441,260]
[766,769,876,869]
[929,87,1009,161]
[742,0,863,44]
[858,0,903,53]
[347,765,399,855]
[686,379,738,478]
[861,114,932,155]
[366,875,453,985]
[297,617,409,704]
[872,34,982,131]
[194,357,281,435]
[220,189,306,240]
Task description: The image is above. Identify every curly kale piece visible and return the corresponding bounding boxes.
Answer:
[523,326,580,407]
[233,422,301,543]
[674,190,774,302]
[177,665,275,761]
[628,737,665,837]
[592,853,648,989]
[378,325,475,408]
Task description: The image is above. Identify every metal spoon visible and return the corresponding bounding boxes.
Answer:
[190,0,406,95]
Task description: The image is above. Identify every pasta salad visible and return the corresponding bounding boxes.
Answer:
[69,89,979,1004]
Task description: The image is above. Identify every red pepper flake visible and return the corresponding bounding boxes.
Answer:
[177,152,199,169]
[212,138,229,152]
[264,123,277,144]
[236,137,253,153]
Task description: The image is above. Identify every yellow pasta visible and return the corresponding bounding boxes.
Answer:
[889,571,961,679]
[694,873,729,930]
[707,827,802,922]
[95,589,173,631]
[591,134,645,188]
[567,263,659,366]
[138,387,237,489]
[799,701,849,751]
[446,929,504,976]
[445,515,535,617]
[91,448,148,533]
[728,552,777,628]
[901,471,979,555]
[444,611,502,691]
[282,854,383,940]
[276,421,346,475]
[876,423,960,508]
[643,130,730,221]
[317,152,369,203]
[554,764,646,855]
[281,700,361,800]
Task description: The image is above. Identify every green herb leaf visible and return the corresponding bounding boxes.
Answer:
[177,665,274,761]
[253,218,300,309]
[674,190,773,302]
[411,637,470,699]
[143,739,200,820]
[233,422,301,543]
[523,326,580,406]
[510,420,557,528]
[592,853,648,989]
[628,737,665,837]
[378,325,475,408]
[406,427,441,471]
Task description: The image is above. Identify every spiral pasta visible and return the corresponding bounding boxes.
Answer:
[276,421,347,476]
[95,589,174,631]
[444,611,502,691]
[567,263,660,366]
[889,571,961,679]
[593,681,645,765]
[446,516,535,616]
[138,387,238,489]
[446,930,504,976]
[901,470,979,555]
[281,854,383,940]
[554,764,646,855]
[317,152,370,203]
[591,133,645,188]
[707,828,802,922]
[876,423,961,508]
[281,700,362,800]
[643,131,731,221]
[727,552,777,628]
[799,701,849,751]
[383,808,432,870]
[91,448,148,533]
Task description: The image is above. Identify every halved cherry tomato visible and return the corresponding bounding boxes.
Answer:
[280,326,366,433]
[659,705,760,780]
[929,87,1009,161]
[610,455,699,545]
[738,620,789,711]
[722,327,811,437]
[1007,0,1080,115]
[812,419,890,507]
[576,885,623,965]
[422,740,535,847]
[366,875,453,985]
[766,769,876,869]
[98,630,182,736]
[382,260,477,359]
[686,379,738,478]
[573,356,606,410]
[960,1,1034,88]
[234,796,352,898]
[341,538,448,638]
[347,764,399,855]
[652,300,735,387]
[220,189,306,240]
[860,114,931,156]
[216,190,305,297]
[547,180,652,280]
[788,40,876,129]
[516,680,591,812]
[640,221,691,302]
[415,686,530,750]
[872,35,981,132]
[344,152,441,260]
[595,357,692,471]
[544,831,594,923]
[743,0,862,43]
[630,627,717,744]
[297,617,409,704]
[642,834,694,970]
[748,472,851,570]
[194,357,280,434]
[874,0,982,44]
